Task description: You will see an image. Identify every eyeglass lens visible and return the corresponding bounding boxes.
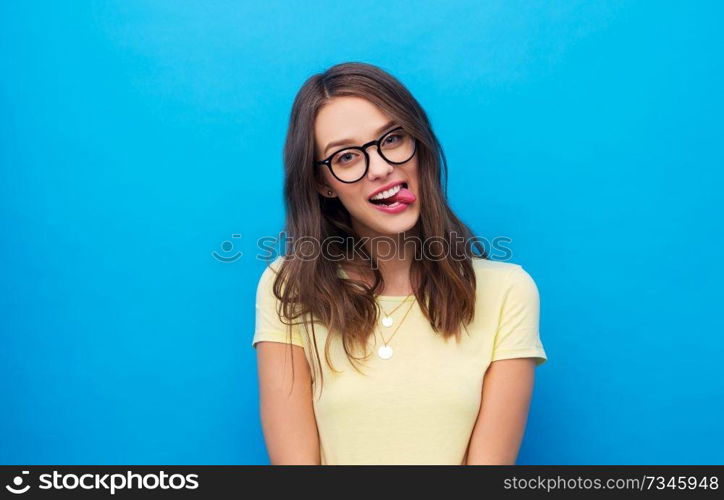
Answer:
[329,129,415,182]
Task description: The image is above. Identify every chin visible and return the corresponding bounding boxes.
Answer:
[369,211,420,236]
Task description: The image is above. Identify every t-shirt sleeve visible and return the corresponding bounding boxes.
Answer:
[491,266,548,366]
[251,260,305,349]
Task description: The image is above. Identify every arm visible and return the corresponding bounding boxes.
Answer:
[464,357,537,465]
[256,341,320,465]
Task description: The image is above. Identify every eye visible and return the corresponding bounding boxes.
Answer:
[384,133,402,145]
[335,150,359,166]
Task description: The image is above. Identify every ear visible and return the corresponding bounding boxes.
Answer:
[315,179,336,198]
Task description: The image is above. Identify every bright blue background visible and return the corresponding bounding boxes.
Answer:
[1,1,722,465]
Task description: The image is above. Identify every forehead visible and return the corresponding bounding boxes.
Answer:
[314,96,392,149]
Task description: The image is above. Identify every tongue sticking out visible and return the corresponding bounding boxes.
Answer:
[372,187,417,206]
[394,187,416,204]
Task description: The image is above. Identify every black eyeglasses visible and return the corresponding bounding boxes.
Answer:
[315,126,418,184]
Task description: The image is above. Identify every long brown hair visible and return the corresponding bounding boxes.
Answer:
[271,61,487,394]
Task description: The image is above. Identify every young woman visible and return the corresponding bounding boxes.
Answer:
[252,62,548,465]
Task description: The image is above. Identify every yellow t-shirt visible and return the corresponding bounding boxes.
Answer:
[252,256,548,465]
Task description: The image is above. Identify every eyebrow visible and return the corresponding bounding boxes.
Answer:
[323,120,397,157]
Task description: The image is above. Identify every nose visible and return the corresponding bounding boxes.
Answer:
[366,146,394,181]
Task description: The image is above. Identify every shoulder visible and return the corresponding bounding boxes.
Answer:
[255,255,288,303]
[266,254,287,273]
[470,256,521,274]
[257,255,286,282]
[471,256,529,282]
[253,255,307,349]
[470,257,538,300]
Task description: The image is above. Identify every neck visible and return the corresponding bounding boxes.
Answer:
[351,223,419,296]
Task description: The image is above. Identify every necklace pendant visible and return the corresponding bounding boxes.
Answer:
[381,316,394,328]
[378,345,393,360]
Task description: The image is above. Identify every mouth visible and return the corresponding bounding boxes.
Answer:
[367,182,417,212]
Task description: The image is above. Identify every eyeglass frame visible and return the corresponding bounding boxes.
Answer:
[314,126,418,184]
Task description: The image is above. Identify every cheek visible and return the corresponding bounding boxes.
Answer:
[406,162,421,207]
[336,186,365,205]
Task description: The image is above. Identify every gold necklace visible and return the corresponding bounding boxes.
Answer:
[376,297,416,360]
[378,294,413,328]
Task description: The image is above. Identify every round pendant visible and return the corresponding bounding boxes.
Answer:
[381,316,393,328]
[378,345,393,360]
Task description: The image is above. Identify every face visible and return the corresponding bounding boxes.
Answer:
[314,96,421,239]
